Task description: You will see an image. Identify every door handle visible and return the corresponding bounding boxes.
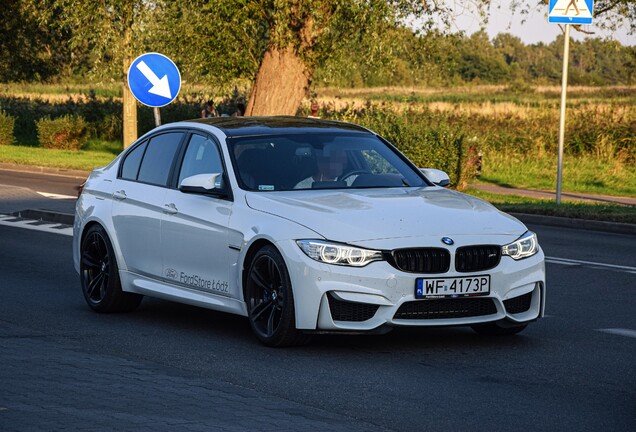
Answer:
[113,190,127,200]
[163,203,178,215]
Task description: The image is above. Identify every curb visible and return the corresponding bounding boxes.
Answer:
[0,163,90,179]
[510,213,636,235]
[15,209,633,236]
[10,209,74,226]
[470,183,636,207]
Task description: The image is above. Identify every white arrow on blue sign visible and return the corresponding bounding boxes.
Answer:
[127,53,181,107]
[549,0,594,25]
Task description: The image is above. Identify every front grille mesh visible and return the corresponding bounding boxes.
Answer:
[455,245,501,272]
[503,292,533,314]
[327,293,379,322]
[390,248,450,273]
[394,298,497,320]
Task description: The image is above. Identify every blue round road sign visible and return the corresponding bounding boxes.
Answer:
[127,53,181,107]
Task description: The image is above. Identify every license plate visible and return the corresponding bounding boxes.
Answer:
[415,275,490,299]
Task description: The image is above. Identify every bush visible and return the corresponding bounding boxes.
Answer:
[36,115,88,150]
[0,110,16,146]
[327,105,475,189]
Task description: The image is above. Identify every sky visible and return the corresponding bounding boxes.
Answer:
[443,0,635,46]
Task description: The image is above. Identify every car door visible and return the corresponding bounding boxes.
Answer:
[160,133,234,297]
[111,131,184,278]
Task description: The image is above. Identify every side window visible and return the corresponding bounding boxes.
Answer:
[178,134,224,186]
[120,141,148,180]
[137,132,183,186]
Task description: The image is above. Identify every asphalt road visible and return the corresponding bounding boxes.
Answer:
[0,221,634,431]
[0,168,84,197]
[0,169,80,216]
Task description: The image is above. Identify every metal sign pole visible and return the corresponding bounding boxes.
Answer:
[556,24,571,205]
[153,107,161,127]
[127,52,181,131]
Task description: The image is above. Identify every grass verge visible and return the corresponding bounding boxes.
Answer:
[0,139,118,171]
[466,188,636,224]
[479,153,636,197]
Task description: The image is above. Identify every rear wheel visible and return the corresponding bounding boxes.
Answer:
[471,321,528,336]
[245,245,310,347]
[80,225,142,313]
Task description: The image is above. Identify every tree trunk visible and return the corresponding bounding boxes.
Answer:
[245,45,311,116]
[123,81,137,149]
[122,27,137,149]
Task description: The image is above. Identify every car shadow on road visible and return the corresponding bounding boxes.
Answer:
[107,297,542,353]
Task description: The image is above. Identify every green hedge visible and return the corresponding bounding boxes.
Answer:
[36,115,88,150]
[0,110,15,146]
[328,106,479,189]
[0,93,242,147]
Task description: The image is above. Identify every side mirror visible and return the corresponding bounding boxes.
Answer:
[179,173,226,196]
[420,168,451,187]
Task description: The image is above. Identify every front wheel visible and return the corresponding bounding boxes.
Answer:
[80,225,142,313]
[245,245,310,347]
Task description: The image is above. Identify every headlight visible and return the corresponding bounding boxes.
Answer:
[296,240,383,267]
[502,231,539,260]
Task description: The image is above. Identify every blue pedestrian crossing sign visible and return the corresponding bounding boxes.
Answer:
[127,53,181,107]
[549,0,594,24]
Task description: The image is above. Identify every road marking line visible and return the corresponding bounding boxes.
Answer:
[597,328,636,339]
[0,217,72,236]
[36,191,76,200]
[546,256,636,272]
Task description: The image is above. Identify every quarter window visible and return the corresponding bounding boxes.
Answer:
[178,134,224,186]
[120,140,147,181]
[137,132,183,186]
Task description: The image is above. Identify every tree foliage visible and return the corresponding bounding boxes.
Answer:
[2,0,634,88]
[0,0,77,81]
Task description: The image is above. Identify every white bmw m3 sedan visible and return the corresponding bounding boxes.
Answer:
[73,117,545,346]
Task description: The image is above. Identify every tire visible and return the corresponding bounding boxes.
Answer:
[471,321,528,336]
[245,245,311,347]
[79,225,142,313]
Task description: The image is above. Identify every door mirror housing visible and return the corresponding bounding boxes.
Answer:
[179,173,226,196]
[420,168,451,187]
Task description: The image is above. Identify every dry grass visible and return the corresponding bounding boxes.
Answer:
[310,93,635,121]
[319,85,636,98]
[534,85,636,93]
[0,80,253,105]
[0,92,97,103]
[319,85,509,98]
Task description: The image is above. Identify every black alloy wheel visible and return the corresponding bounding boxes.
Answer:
[80,225,142,313]
[246,245,310,347]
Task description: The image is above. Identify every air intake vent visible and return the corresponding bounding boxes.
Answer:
[390,248,450,273]
[327,293,379,322]
[503,292,533,314]
[455,245,501,272]
[394,298,497,320]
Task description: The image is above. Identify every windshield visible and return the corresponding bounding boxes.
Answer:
[228,132,427,191]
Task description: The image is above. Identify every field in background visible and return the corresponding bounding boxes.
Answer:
[0,83,634,198]
[466,188,636,224]
[316,85,635,197]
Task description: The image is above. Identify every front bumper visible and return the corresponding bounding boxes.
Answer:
[278,239,545,331]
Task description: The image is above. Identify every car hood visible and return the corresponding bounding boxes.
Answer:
[245,187,526,243]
